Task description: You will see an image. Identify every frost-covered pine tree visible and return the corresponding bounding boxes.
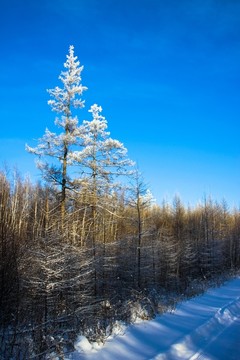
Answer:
[71,104,134,200]
[26,46,87,219]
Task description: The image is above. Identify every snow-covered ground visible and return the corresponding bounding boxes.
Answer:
[67,277,240,360]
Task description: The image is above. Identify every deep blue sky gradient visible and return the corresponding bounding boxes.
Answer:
[0,0,240,206]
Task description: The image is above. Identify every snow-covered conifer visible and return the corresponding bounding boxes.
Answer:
[71,103,134,196]
[26,45,87,218]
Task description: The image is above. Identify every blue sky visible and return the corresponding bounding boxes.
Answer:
[0,0,240,207]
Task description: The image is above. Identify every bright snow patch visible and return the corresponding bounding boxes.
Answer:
[74,336,93,353]
[66,277,240,360]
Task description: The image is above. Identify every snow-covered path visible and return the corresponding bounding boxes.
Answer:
[68,277,240,360]
[192,316,240,360]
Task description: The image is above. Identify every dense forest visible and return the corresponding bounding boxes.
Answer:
[1,47,239,359]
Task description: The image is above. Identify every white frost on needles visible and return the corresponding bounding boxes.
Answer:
[48,45,87,114]
[70,104,134,181]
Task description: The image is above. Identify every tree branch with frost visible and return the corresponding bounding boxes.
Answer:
[70,103,135,193]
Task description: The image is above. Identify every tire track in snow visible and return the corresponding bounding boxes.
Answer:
[151,297,240,360]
